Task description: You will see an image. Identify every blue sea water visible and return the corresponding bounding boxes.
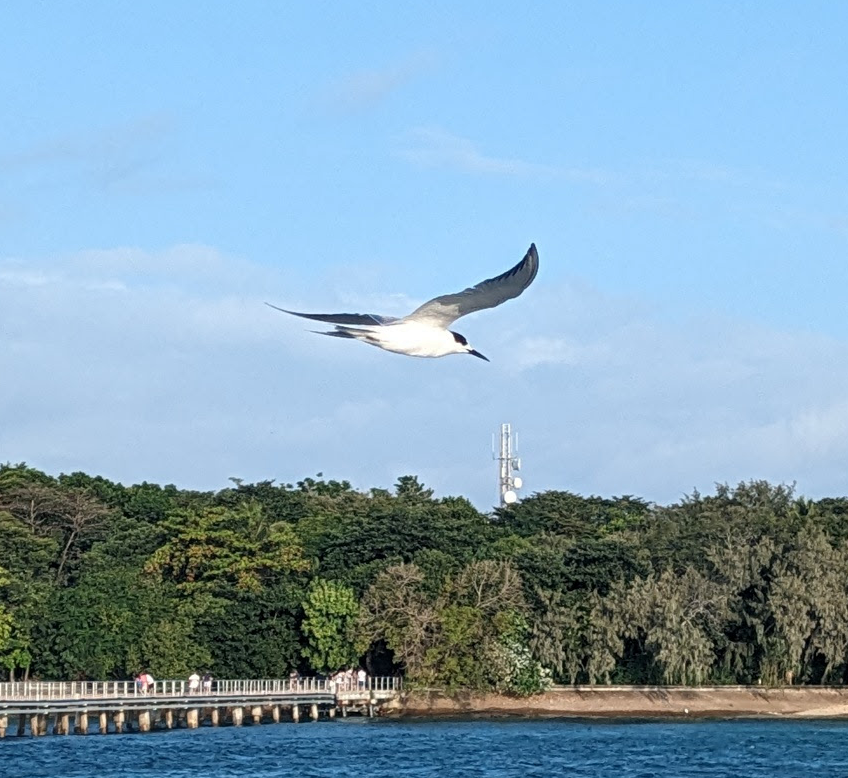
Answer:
[2,718,848,778]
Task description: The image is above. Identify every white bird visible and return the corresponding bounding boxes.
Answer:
[267,243,538,361]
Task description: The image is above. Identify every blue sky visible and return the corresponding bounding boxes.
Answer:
[2,2,847,508]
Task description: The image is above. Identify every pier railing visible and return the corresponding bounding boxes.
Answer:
[0,676,402,702]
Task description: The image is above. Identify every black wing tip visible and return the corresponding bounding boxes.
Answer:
[266,303,318,318]
[523,243,539,280]
[505,242,538,281]
[266,306,393,326]
[265,302,293,314]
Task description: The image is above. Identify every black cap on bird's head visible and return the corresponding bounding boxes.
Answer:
[451,330,489,361]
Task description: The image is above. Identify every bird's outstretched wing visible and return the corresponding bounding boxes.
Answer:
[404,244,538,327]
[265,303,397,326]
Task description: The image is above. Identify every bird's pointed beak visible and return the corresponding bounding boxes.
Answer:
[469,349,489,362]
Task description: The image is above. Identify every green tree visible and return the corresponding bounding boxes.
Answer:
[528,588,594,684]
[205,582,304,677]
[0,567,15,663]
[301,579,361,673]
[769,525,848,683]
[358,562,441,679]
[360,560,547,693]
[145,502,309,593]
[616,568,730,684]
[0,507,58,680]
[496,491,650,538]
[296,478,492,590]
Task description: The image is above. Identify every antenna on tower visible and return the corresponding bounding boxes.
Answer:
[493,423,523,507]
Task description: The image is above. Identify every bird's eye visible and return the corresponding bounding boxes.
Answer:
[451,331,468,346]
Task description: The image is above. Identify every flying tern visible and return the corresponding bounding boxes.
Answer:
[267,243,538,361]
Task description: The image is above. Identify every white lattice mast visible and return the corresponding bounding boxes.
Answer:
[493,423,523,506]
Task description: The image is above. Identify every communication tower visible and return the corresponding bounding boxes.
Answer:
[493,423,523,506]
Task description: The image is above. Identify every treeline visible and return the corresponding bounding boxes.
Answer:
[2,463,848,693]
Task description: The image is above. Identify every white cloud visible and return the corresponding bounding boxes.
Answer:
[398,127,553,176]
[0,264,58,287]
[320,51,437,115]
[0,115,213,196]
[512,336,598,369]
[396,127,612,183]
[785,400,848,457]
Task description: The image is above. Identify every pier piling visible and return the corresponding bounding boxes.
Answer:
[139,710,151,733]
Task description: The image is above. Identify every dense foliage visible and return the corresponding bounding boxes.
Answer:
[2,463,848,693]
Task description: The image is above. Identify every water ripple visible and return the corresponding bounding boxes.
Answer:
[2,718,848,778]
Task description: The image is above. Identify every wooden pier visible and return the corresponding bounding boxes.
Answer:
[0,677,401,737]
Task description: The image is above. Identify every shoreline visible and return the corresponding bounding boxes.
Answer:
[385,685,848,719]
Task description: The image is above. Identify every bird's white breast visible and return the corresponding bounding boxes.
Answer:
[372,321,462,358]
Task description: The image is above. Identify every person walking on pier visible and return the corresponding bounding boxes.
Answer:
[188,672,200,694]
[202,672,213,694]
[137,672,154,694]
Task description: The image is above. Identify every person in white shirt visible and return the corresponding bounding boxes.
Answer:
[140,672,154,694]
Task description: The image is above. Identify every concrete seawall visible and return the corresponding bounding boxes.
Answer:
[386,685,848,719]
